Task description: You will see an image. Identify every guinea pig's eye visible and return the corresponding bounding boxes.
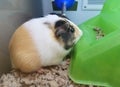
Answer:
[69,27,75,33]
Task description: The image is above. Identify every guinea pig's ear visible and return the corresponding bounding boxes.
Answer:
[55,20,66,28]
[54,20,66,37]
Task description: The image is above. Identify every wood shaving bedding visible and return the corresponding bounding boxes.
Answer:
[93,27,105,40]
[0,59,99,87]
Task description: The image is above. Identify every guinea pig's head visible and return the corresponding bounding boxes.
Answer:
[44,14,82,50]
[54,17,83,50]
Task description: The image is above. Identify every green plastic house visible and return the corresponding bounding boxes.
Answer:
[69,0,120,87]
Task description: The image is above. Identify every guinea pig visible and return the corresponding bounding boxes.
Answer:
[9,14,83,73]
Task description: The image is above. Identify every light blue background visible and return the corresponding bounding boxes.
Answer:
[41,0,101,25]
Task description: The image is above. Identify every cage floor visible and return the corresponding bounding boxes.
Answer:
[0,59,101,87]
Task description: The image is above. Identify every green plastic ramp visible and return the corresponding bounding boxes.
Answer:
[69,0,120,87]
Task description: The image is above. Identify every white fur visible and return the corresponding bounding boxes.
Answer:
[24,15,71,66]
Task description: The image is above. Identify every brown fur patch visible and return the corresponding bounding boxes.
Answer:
[9,25,41,73]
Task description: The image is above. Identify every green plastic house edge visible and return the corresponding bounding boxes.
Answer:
[69,0,120,87]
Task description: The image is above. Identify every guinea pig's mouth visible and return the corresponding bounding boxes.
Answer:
[64,43,75,50]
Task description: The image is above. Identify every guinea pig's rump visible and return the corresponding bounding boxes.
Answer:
[9,26,41,73]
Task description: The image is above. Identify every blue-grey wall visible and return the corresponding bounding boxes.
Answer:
[0,0,43,75]
[31,0,43,17]
[41,0,101,25]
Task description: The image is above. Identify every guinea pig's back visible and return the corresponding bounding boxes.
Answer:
[9,20,41,73]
